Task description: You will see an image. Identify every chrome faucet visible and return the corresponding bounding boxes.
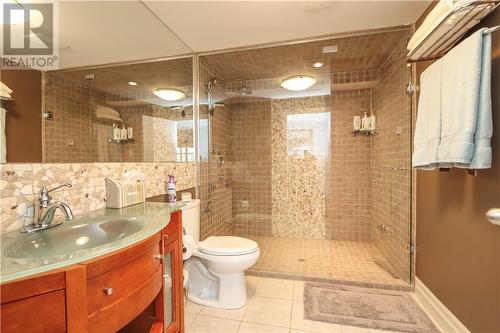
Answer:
[22,183,75,233]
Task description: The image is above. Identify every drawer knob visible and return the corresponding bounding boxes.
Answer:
[154,254,162,260]
[103,287,113,296]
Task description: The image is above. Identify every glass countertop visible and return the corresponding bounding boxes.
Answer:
[1,202,185,283]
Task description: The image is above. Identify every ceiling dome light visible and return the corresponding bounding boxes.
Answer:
[281,75,316,91]
[153,88,186,101]
[128,81,138,86]
[312,62,324,68]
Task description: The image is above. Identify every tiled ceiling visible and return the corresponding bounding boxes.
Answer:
[202,29,410,81]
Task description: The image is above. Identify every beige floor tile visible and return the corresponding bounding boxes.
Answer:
[290,330,320,333]
[184,313,198,330]
[290,301,342,333]
[185,300,205,315]
[243,296,292,328]
[238,322,289,333]
[185,300,205,314]
[246,275,259,299]
[254,277,294,299]
[293,281,304,301]
[200,305,247,321]
[188,314,240,333]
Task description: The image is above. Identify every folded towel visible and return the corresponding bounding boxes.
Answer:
[0,81,12,95]
[95,105,121,120]
[0,108,6,163]
[412,59,443,170]
[408,0,455,52]
[438,29,491,168]
[0,91,11,99]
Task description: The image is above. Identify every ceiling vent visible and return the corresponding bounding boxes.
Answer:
[322,45,338,54]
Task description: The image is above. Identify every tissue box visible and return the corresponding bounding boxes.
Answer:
[105,178,145,208]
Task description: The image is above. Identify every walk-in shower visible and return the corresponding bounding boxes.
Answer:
[197,28,414,289]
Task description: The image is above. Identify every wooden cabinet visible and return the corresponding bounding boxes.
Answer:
[0,210,184,333]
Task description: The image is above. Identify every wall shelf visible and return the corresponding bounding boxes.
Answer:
[407,0,500,62]
[352,128,378,136]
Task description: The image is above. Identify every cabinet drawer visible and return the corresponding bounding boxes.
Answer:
[89,267,163,333]
[87,242,161,317]
[1,290,66,333]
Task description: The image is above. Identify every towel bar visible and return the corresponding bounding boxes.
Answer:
[483,25,500,34]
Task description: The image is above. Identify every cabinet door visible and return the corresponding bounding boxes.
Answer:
[164,237,182,333]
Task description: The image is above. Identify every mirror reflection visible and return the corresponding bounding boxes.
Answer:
[2,57,194,163]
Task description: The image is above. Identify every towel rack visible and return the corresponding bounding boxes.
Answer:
[408,0,500,62]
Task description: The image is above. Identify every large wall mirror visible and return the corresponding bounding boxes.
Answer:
[1,56,194,163]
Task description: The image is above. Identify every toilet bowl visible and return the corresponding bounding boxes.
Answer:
[181,200,260,309]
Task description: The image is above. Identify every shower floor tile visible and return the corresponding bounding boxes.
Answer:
[236,235,410,290]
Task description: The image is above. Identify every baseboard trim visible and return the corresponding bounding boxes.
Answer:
[411,277,470,333]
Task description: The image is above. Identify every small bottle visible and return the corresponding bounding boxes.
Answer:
[121,125,128,140]
[113,123,121,141]
[361,112,369,130]
[127,126,133,139]
[166,175,177,203]
[353,116,361,130]
[369,115,376,130]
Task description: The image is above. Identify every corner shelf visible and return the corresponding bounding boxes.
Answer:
[352,128,378,136]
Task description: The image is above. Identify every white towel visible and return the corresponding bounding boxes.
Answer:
[438,29,491,168]
[0,81,12,95]
[412,58,443,170]
[0,108,6,163]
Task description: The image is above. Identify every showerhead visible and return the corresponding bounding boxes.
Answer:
[237,84,252,96]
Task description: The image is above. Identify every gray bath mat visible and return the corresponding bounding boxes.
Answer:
[304,282,439,333]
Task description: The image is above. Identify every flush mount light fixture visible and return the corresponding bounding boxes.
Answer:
[128,81,138,86]
[312,62,324,68]
[153,88,186,101]
[281,75,316,91]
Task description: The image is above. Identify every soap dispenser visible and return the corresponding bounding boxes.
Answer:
[361,112,369,130]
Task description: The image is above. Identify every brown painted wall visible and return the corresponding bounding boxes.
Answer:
[415,7,500,333]
[1,70,42,162]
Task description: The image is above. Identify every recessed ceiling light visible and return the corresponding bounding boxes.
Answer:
[153,88,186,101]
[128,81,138,86]
[312,62,324,68]
[281,75,316,91]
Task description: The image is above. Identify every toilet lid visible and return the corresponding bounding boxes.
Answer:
[198,236,258,256]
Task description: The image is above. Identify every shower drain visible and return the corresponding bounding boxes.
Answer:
[298,258,306,262]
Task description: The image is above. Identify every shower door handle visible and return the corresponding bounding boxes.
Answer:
[485,208,500,226]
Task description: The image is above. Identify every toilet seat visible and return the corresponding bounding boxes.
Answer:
[198,236,258,256]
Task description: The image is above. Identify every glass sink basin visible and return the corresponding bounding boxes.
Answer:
[3,217,145,259]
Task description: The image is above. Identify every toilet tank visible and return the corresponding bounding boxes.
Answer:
[180,199,200,242]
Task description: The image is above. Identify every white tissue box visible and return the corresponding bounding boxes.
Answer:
[105,177,145,208]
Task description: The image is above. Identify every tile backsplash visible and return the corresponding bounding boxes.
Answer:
[0,162,195,233]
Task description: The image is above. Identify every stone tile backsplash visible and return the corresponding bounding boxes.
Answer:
[0,162,196,233]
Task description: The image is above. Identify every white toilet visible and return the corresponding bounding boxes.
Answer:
[181,199,260,309]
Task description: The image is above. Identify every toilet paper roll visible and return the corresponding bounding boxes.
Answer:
[182,235,195,260]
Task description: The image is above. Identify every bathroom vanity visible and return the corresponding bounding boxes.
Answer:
[0,203,185,333]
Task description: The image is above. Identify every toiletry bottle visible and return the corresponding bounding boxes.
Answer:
[369,115,376,130]
[353,116,361,130]
[113,123,121,141]
[121,125,128,140]
[361,112,369,130]
[166,175,177,203]
[127,126,133,139]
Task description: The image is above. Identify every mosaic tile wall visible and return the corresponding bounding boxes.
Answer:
[198,61,233,239]
[0,162,196,233]
[271,96,330,239]
[329,90,372,241]
[231,98,273,236]
[370,35,412,283]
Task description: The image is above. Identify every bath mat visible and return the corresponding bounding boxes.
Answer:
[304,282,439,333]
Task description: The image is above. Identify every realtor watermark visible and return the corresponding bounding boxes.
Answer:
[1,2,59,70]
